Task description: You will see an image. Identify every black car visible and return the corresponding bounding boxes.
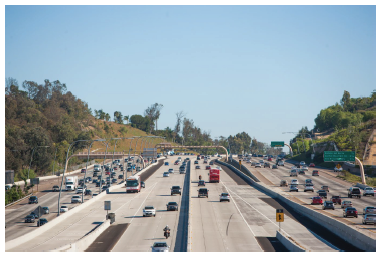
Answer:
[209,161,214,165]
[93,172,98,177]
[263,162,270,168]
[141,181,145,188]
[198,188,209,198]
[198,180,205,186]
[272,164,278,169]
[317,190,328,199]
[112,178,117,183]
[25,215,35,223]
[166,202,179,211]
[28,196,38,204]
[96,181,100,187]
[171,186,182,196]
[52,185,59,192]
[85,189,92,196]
[118,174,123,179]
[42,207,49,214]
[30,211,40,219]
[37,218,48,227]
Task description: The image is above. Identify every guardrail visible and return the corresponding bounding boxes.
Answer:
[215,159,375,251]
[5,193,32,208]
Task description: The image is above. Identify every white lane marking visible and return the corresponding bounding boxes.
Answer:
[127,182,158,224]
[219,181,264,252]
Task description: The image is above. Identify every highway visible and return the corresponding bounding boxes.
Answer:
[239,156,376,238]
[5,159,131,242]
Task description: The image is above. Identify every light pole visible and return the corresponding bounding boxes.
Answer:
[58,140,91,216]
[81,139,106,203]
[52,146,58,176]
[28,146,50,181]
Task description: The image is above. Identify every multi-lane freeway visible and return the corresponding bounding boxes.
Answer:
[5,155,374,252]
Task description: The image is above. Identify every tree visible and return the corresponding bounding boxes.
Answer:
[130,114,151,132]
[144,103,163,132]
[340,90,351,110]
[124,115,129,124]
[174,111,185,143]
[105,113,110,121]
[114,111,123,124]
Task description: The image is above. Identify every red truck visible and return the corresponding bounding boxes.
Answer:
[209,169,220,183]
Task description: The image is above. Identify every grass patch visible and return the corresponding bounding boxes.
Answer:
[337,170,376,187]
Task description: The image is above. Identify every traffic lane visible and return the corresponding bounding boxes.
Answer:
[111,158,188,252]
[245,158,376,235]
[190,164,263,252]
[248,158,376,223]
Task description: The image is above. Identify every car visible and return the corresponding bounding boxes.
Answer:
[278,160,285,166]
[363,206,376,215]
[348,187,361,198]
[118,174,123,179]
[198,188,209,198]
[195,165,200,169]
[312,170,319,176]
[25,215,35,223]
[263,155,268,160]
[164,162,169,166]
[71,195,82,203]
[106,171,110,175]
[289,185,298,192]
[194,161,199,164]
[321,186,329,192]
[95,181,100,187]
[341,200,353,208]
[220,193,230,202]
[141,181,145,188]
[309,163,315,167]
[305,179,313,184]
[317,190,327,198]
[163,172,170,177]
[112,178,117,183]
[198,180,205,186]
[143,206,156,217]
[334,166,343,172]
[174,161,179,165]
[86,177,92,182]
[165,168,173,174]
[259,159,264,166]
[298,169,305,175]
[290,170,298,177]
[102,185,108,192]
[263,162,270,168]
[291,179,299,185]
[272,164,278,169]
[304,184,314,192]
[177,157,182,161]
[322,201,335,210]
[151,242,170,252]
[37,218,48,227]
[42,206,49,214]
[280,180,288,187]
[209,161,214,165]
[268,157,273,161]
[300,161,306,166]
[362,214,376,225]
[30,211,39,219]
[363,187,375,196]
[166,202,179,211]
[28,196,38,204]
[52,185,59,192]
[255,163,261,168]
[343,207,358,218]
[81,168,86,173]
[206,166,211,170]
[60,205,68,213]
[311,196,323,205]
[331,195,342,205]
[92,173,98,178]
[85,189,92,196]
[203,160,208,164]
[171,186,182,196]
[301,166,308,171]
[77,187,86,194]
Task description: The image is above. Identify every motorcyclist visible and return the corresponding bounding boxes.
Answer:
[163,225,170,238]
[199,175,202,180]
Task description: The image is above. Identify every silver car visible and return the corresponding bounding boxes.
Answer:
[363,206,376,215]
[304,184,314,192]
[255,162,261,168]
[152,242,170,252]
[71,195,81,203]
[289,185,298,192]
[362,214,376,225]
[163,172,170,177]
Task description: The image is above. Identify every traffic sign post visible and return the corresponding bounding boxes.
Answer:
[324,151,355,162]
[104,201,111,219]
[276,209,284,231]
[271,141,284,147]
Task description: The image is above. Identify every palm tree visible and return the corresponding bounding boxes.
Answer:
[105,113,110,121]
[124,115,129,124]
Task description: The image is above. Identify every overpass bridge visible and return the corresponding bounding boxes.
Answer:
[155,142,229,159]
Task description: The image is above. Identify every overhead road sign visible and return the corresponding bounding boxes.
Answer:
[324,151,355,162]
[271,141,284,147]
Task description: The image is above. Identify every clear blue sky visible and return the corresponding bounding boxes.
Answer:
[5,5,376,152]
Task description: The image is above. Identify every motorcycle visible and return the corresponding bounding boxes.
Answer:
[164,230,170,239]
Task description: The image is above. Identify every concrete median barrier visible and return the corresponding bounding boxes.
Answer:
[276,230,306,252]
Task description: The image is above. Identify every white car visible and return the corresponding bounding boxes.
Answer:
[163,172,170,177]
[143,206,156,217]
[77,187,86,194]
[290,170,298,177]
[301,166,309,171]
[291,179,299,185]
[304,184,314,192]
[247,160,251,163]
[259,160,264,166]
[263,156,268,160]
[255,163,261,168]
[60,205,68,213]
[289,185,298,192]
[168,169,174,173]
[300,161,306,166]
[151,242,169,252]
[278,160,285,166]
[71,195,82,203]
[363,187,375,196]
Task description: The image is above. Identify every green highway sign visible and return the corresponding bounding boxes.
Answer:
[271,141,284,147]
[324,151,355,162]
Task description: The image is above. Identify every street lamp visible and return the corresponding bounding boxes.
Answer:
[58,139,91,216]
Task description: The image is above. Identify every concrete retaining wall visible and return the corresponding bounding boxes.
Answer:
[215,160,376,252]
[187,161,192,252]
[276,230,306,252]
